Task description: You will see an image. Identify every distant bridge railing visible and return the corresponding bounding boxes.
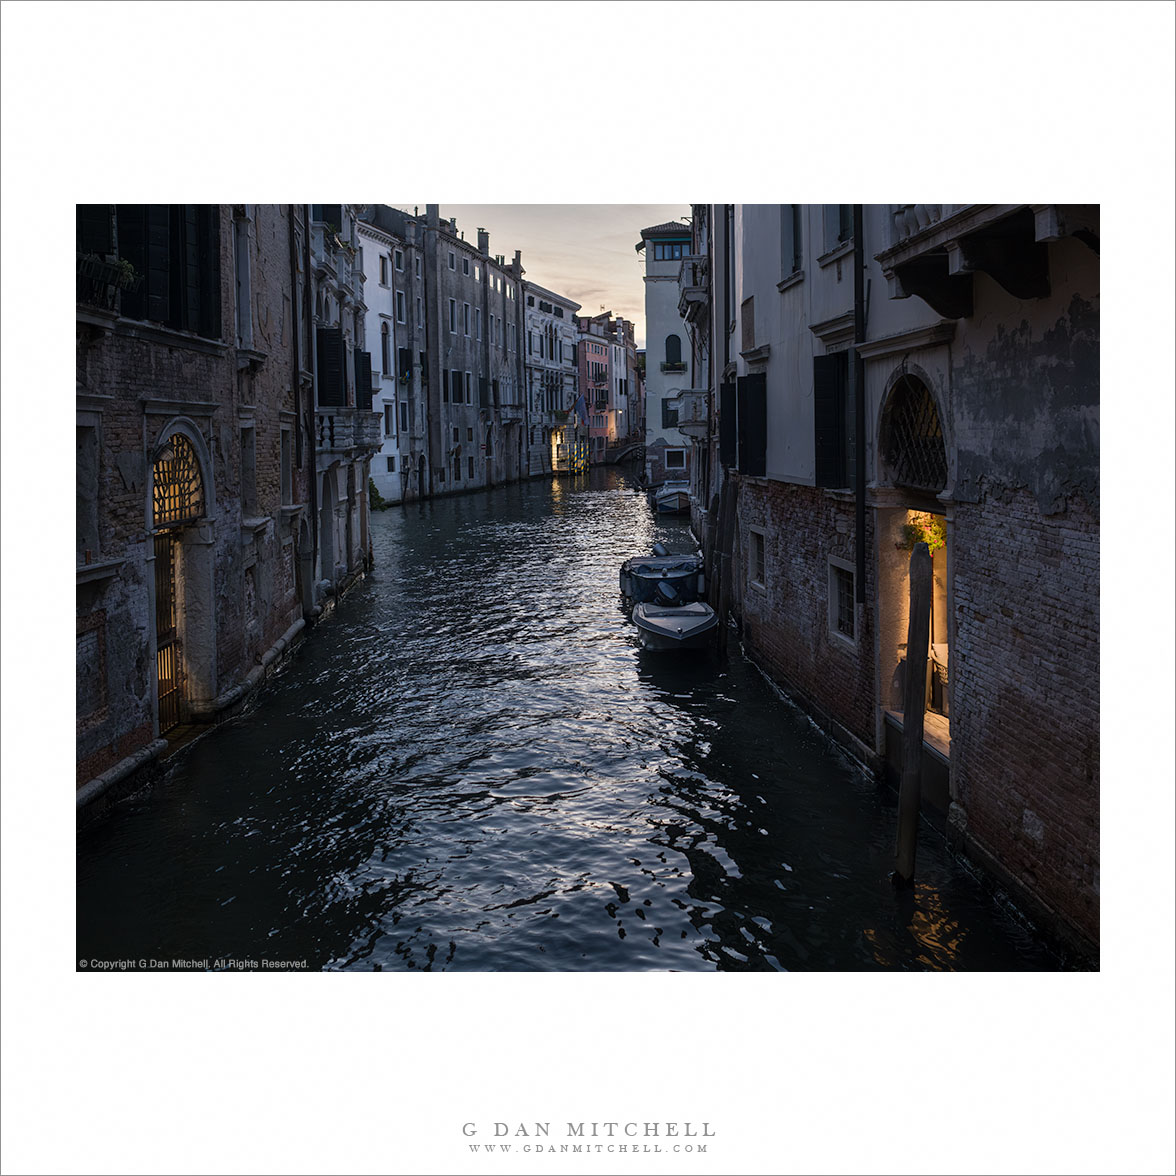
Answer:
[603,441,645,465]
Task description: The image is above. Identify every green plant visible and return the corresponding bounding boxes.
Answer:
[369,477,387,511]
[900,511,946,555]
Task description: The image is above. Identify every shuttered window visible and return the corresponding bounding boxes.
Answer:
[77,205,113,255]
[781,205,801,275]
[355,350,373,411]
[316,326,345,406]
[398,347,412,383]
[736,373,767,476]
[813,352,854,489]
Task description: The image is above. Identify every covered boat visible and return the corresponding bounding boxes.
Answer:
[619,543,704,604]
[632,600,718,651]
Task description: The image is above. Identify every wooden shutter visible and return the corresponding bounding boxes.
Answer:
[739,372,767,476]
[453,370,463,402]
[145,205,171,324]
[719,380,736,468]
[398,347,412,382]
[419,351,428,389]
[115,205,146,319]
[813,353,847,487]
[198,206,221,339]
[355,350,373,410]
[77,205,113,255]
[316,326,345,406]
[479,377,489,409]
[442,369,449,402]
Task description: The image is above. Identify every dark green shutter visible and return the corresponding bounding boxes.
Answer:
[316,326,345,406]
[355,350,373,410]
[77,205,113,255]
[719,380,736,468]
[814,353,848,487]
[739,372,767,476]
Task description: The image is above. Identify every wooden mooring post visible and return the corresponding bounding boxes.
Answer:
[895,542,932,885]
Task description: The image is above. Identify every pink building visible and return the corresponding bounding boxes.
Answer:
[577,318,614,463]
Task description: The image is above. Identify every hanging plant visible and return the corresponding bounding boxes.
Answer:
[900,511,946,555]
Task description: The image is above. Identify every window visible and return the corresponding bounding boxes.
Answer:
[239,426,257,517]
[661,397,679,429]
[280,428,292,505]
[452,370,462,403]
[453,427,460,444]
[379,255,389,285]
[399,401,408,432]
[416,297,423,327]
[829,559,856,644]
[463,302,470,335]
[384,405,394,436]
[664,334,683,368]
[823,205,853,254]
[448,251,456,270]
[449,298,456,332]
[476,307,482,339]
[813,352,854,489]
[381,322,391,374]
[781,205,802,275]
[415,257,421,278]
[652,240,687,261]
[453,457,461,481]
[749,528,766,588]
[475,263,480,282]
[665,448,686,470]
[394,249,404,271]
[386,455,396,472]
[468,455,474,479]
[396,291,406,323]
[465,371,472,403]
[463,257,470,276]
[466,427,474,442]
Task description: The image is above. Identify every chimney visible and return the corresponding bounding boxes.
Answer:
[477,228,490,256]
[512,249,524,277]
[426,204,439,229]
[449,217,457,234]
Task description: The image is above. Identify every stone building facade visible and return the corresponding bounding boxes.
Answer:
[684,203,1100,958]
[76,204,315,816]
[523,281,581,476]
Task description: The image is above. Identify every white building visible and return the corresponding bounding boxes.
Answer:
[637,220,693,484]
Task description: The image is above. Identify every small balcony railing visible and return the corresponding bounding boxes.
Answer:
[77,254,140,314]
[660,361,687,374]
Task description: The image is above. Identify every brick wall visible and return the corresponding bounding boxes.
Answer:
[735,478,877,756]
[952,482,1099,946]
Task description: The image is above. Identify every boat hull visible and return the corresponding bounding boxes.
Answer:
[632,602,718,651]
[619,555,704,603]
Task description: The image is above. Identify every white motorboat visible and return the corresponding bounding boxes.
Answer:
[619,552,705,603]
[650,480,691,515]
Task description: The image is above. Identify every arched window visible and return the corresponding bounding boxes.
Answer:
[664,334,682,365]
[381,322,391,374]
[153,433,205,528]
[880,374,947,493]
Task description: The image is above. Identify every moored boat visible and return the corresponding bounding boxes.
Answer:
[632,599,718,651]
[650,480,691,515]
[619,553,705,603]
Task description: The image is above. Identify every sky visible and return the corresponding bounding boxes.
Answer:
[390,204,689,348]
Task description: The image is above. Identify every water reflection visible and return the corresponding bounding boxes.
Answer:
[77,467,1059,971]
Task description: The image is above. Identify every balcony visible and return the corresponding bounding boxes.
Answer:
[77,253,140,316]
[677,254,709,322]
[669,389,708,439]
[316,407,382,456]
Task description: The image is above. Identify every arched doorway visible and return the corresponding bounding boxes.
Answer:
[876,370,952,751]
[151,431,206,733]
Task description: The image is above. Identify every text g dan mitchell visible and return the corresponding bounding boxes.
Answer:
[462,1122,715,1139]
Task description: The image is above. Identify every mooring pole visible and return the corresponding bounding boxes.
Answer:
[895,541,932,884]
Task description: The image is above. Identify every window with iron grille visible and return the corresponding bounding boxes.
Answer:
[881,374,947,493]
[829,559,856,645]
[153,433,205,527]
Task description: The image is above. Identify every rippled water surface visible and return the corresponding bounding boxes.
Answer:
[78,468,1059,970]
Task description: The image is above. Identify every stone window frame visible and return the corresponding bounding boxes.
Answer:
[664,447,687,471]
[828,555,857,650]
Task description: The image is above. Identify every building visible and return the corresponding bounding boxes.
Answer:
[77,204,315,815]
[308,205,382,595]
[358,206,430,505]
[523,281,581,475]
[577,314,615,463]
[420,207,527,495]
[686,203,1100,959]
[637,220,694,485]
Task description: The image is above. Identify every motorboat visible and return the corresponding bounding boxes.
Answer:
[649,480,691,515]
[619,541,704,603]
[631,580,718,652]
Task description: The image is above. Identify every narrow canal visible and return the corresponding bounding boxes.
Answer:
[77,467,1058,970]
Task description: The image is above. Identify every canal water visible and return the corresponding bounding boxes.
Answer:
[77,467,1059,970]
